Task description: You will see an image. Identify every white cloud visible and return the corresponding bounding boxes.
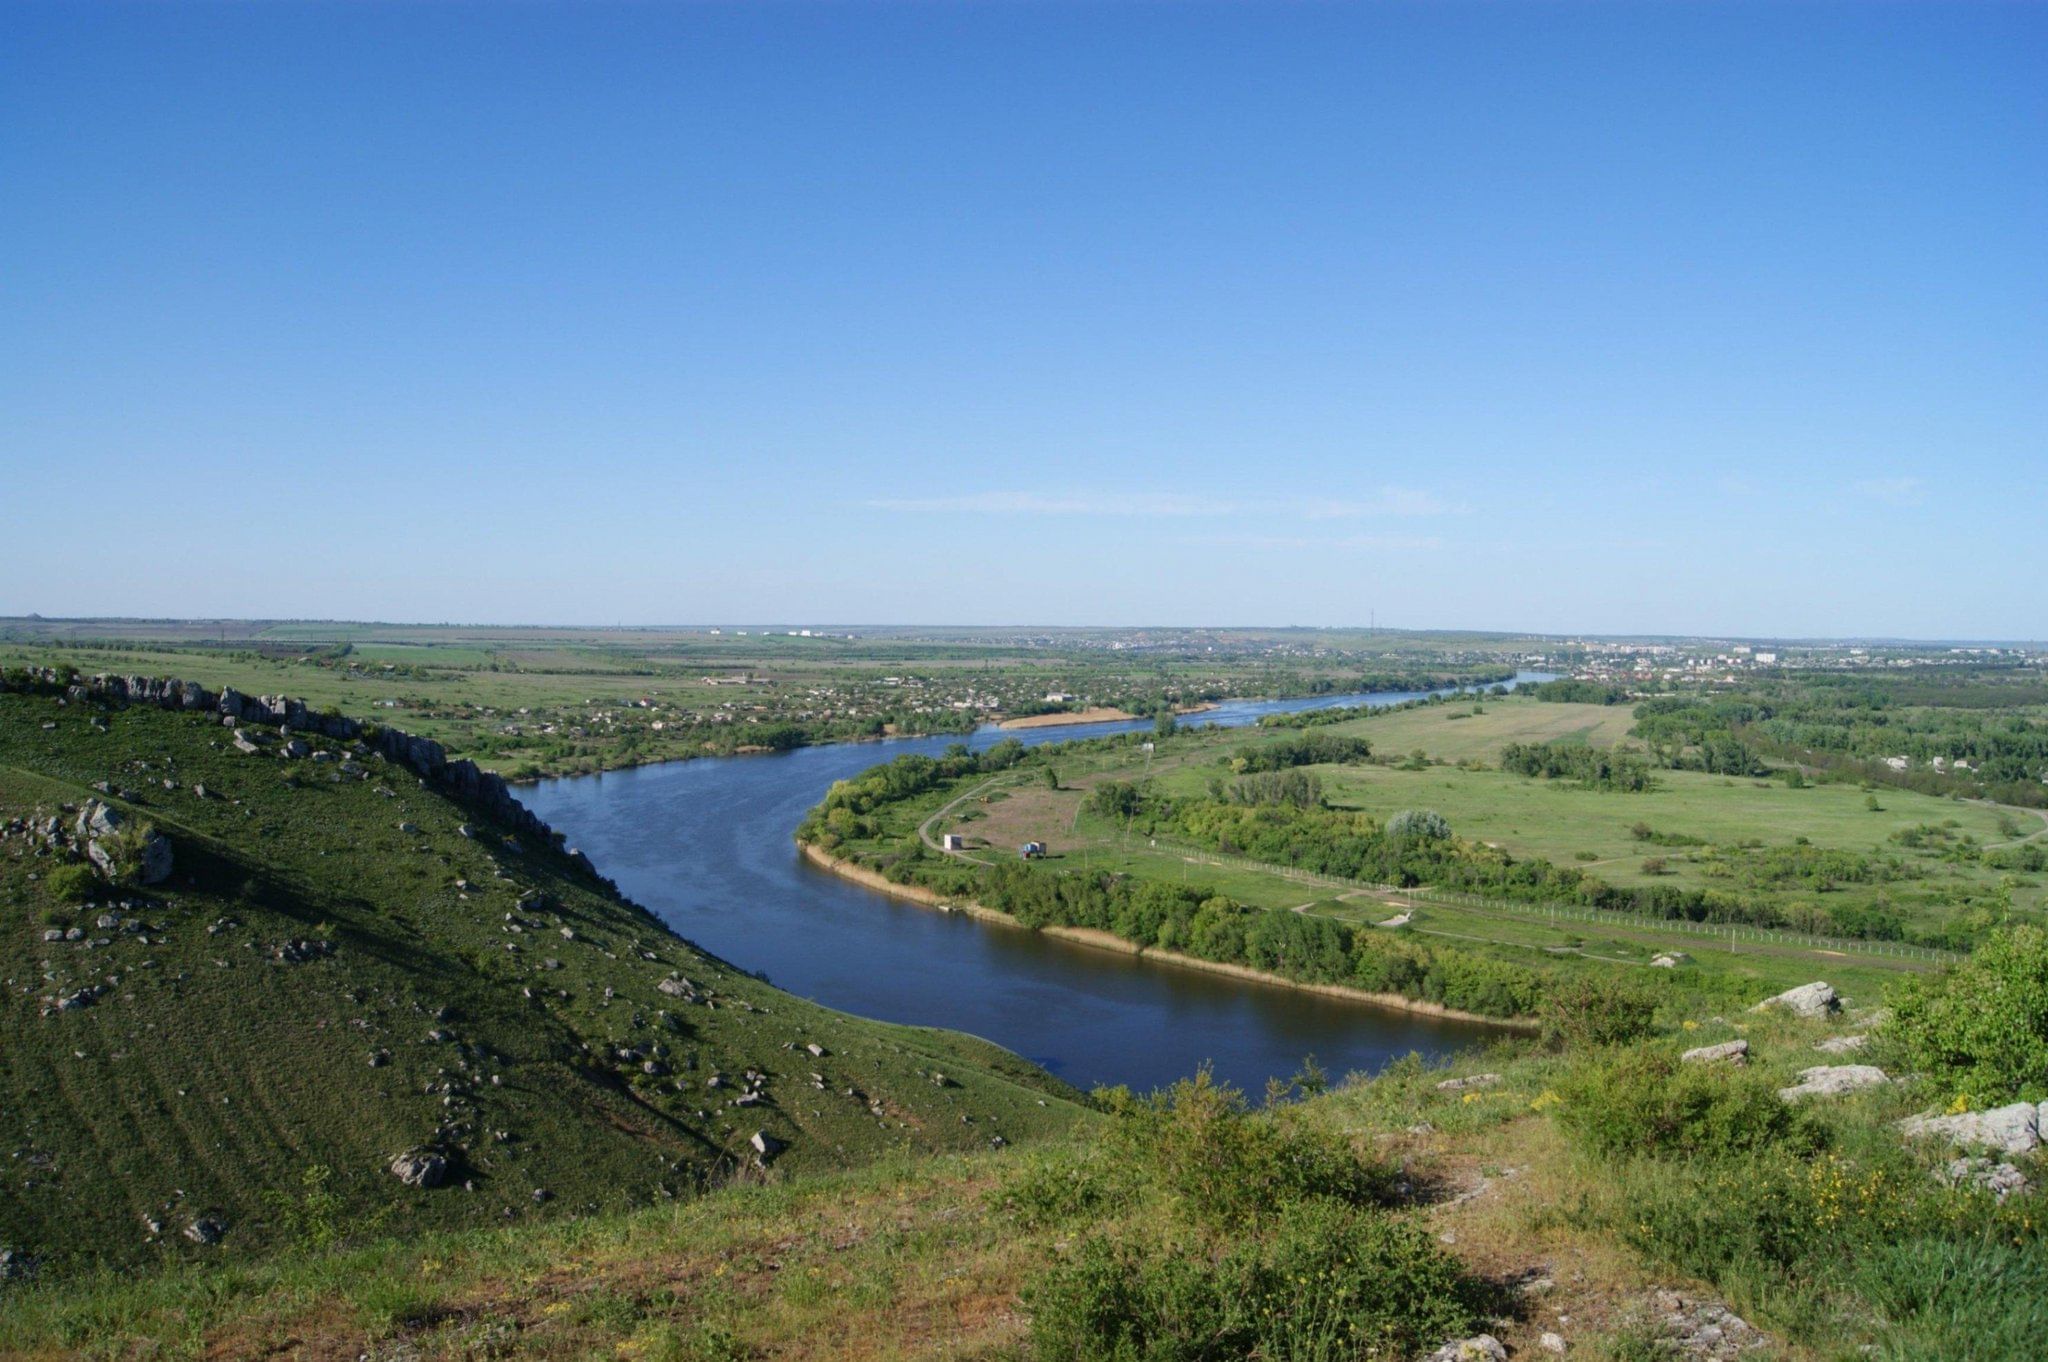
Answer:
[867,487,1460,520]
[1853,476,1925,507]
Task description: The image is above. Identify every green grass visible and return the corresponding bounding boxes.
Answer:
[0,688,1089,1278]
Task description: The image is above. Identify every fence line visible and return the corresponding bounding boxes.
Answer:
[1131,837,1960,963]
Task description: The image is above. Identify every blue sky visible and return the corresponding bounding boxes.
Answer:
[3,2,2042,638]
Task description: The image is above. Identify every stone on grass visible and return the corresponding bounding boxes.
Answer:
[390,1149,449,1188]
[1778,1065,1888,1102]
[1435,1072,1501,1093]
[1814,1033,1869,1055]
[1753,981,1839,1018]
[1937,1157,2032,1202]
[1681,1040,1749,1065]
[1898,1102,2040,1156]
[1426,1337,1507,1362]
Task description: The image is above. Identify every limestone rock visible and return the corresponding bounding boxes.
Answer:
[1682,1039,1749,1065]
[1753,982,1839,1018]
[1814,1033,1869,1055]
[1435,1072,1501,1093]
[1778,1065,1888,1102]
[1648,1288,1767,1358]
[390,1149,449,1188]
[1426,1337,1507,1362]
[184,1216,226,1245]
[750,1130,786,1162]
[1937,1157,2032,1201]
[1899,1102,2040,1156]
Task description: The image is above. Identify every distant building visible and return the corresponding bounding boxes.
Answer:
[941,833,966,851]
[1021,841,1047,859]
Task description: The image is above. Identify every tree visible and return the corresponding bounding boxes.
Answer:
[1043,766,1060,791]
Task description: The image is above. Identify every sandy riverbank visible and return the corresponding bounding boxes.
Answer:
[997,706,1137,730]
[799,843,1532,1031]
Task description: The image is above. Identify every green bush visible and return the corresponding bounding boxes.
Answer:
[1027,1201,1477,1362]
[1558,1051,1816,1158]
[1100,1069,1396,1231]
[987,1145,1133,1230]
[1887,924,2048,1102]
[1539,975,1658,1050]
[44,862,97,903]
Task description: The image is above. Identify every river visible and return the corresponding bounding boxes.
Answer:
[519,674,1551,1094]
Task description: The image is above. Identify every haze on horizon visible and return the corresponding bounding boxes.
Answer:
[2,2,2042,639]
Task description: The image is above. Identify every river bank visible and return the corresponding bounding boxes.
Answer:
[998,706,1137,730]
[798,842,1534,1032]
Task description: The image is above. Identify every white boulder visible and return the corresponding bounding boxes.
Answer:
[1778,1065,1888,1101]
[1898,1102,2040,1156]
[1753,982,1839,1018]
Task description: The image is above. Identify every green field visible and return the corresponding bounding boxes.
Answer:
[815,694,2048,1016]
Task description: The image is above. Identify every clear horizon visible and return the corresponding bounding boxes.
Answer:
[4,2,2043,637]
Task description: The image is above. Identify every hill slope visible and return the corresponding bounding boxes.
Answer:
[0,678,1086,1276]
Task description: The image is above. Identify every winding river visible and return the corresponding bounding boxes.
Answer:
[520,675,1551,1094]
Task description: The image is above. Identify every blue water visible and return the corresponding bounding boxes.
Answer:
[520,674,1549,1093]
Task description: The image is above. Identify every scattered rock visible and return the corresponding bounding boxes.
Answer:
[1753,981,1839,1018]
[1681,1040,1749,1065]
[1649,952,1688,968]
[1539,1332,1568,1355]
[1899,1101,2040,1156]
[750,1130,786,1162]
[1778,1065,1888,1102]
[1814,1033,1869,1055]
[1426,1337,1507,1362]
[184,1216,226,1245]
[1648,1288,1767,1358]
[1937,1157,2032,1202]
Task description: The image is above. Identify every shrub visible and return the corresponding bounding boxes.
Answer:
[1558,1051,1816,1158]
[1386,809,1450,842]
[986,1145,1133,1230]
[1538,976,1658,1050]
[1027,1201,1478,1362]
[44,862,97,903]
[1887,924,2048,1102]
[1101,1069,1396,1230]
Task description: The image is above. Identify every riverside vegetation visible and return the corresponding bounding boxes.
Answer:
[2,661,2046,1359]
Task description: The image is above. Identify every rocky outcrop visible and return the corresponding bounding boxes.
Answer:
[1753,982,1839,1018]
[389,1149,450,1188]
[1898,1102,2041,1156]
[5,667,594,880]
[73,799,173,885]
[1425,1337,1507,1362]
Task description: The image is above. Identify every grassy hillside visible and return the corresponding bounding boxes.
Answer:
[0,686,1087,1278]
[6,995,2043,1361]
